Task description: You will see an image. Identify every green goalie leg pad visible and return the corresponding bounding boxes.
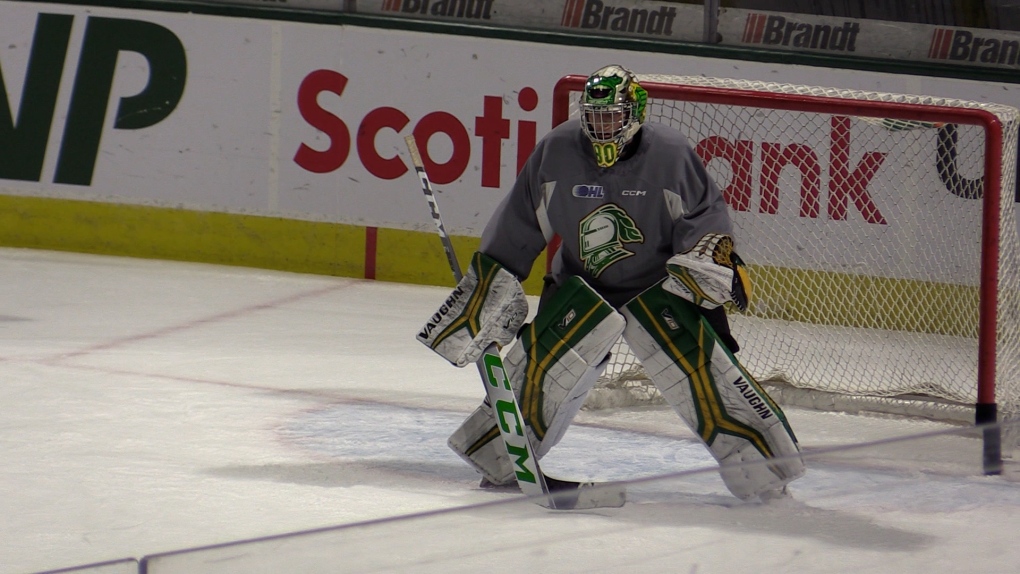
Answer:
[448,276,625,486]
[622,280,805,500]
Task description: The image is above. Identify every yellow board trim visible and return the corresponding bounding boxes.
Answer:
[0,195,979,337]
[0,195,548,294]
[746,264,978,337]
[0,194,363,277]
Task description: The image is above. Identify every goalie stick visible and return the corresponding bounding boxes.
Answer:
[404,135,624,510]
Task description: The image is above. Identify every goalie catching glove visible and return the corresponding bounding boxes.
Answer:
[417,252,528,367]
[665,233,751,312]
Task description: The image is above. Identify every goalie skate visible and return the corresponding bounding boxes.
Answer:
[546,476,627,510]
[478,475,627,509]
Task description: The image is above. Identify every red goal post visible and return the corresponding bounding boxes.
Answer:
[552,73,1020,464]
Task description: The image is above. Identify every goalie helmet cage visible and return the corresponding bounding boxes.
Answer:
[553,73,1020,469]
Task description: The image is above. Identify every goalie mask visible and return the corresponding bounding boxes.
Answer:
[580,65,648,168]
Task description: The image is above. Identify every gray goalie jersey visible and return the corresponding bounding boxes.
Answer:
[480,121,733,309]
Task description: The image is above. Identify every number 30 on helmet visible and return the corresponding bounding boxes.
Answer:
[580,65,648,168]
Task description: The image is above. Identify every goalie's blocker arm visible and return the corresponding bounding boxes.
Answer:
[417,252,529,367]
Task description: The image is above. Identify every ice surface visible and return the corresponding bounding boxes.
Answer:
[1,248,1018,573]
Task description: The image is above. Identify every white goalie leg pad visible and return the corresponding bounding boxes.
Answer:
[446,353,615,486]
[508,343,614,459]
[622,281,805,500]
[448,276,625,485]
[447,399,515,486]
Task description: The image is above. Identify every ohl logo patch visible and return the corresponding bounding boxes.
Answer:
[572,184,605,199]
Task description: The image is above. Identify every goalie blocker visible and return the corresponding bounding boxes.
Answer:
[417,252,528,367]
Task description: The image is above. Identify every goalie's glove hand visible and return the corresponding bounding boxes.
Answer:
[416,252,528,367]
[664,233,752,312]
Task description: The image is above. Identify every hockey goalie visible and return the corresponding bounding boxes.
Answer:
[416,64,805,501]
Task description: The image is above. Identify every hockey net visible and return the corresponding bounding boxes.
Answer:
[552,74,1020,430]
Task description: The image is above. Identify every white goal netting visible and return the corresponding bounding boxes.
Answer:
[553,74,1020,427]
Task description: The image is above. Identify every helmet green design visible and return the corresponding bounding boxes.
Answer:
[580,65,647,168]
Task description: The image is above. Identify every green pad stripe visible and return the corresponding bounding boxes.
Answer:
[708,325,798,443]
[464,425,501,457]
[520,277,614,440]
[626,285,773,458]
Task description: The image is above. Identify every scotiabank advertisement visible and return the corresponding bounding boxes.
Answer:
[1,1,1018,267]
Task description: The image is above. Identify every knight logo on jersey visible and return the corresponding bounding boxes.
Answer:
[381,0,494,20]
[572,184,605,199]
[578,203,644,278]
